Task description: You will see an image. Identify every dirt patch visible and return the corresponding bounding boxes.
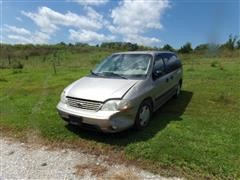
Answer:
[109,168,139,180]
[75,163,107,177]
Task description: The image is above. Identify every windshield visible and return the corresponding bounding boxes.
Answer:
[92,54,152,79]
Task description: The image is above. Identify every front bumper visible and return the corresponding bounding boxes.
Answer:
[57,102,137,132]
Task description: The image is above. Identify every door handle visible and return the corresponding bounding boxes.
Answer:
[166,78,169,82]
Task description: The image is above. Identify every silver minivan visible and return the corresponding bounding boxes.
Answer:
[57,51,183,132]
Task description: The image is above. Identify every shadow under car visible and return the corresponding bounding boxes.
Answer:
[65,90,193,146]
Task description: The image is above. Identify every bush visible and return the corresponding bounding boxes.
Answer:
[101,42,139,51]
[12,61,24,69]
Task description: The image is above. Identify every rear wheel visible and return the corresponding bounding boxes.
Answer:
[134,100,152,130]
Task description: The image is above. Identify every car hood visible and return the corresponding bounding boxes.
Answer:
[66,76,139,102]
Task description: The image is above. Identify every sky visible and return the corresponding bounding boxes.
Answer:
[0,0,239,48]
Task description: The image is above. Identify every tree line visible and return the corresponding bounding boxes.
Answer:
[1,34,239,61]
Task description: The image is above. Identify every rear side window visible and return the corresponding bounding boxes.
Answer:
[153,54,165,72]
[162,53,181,72]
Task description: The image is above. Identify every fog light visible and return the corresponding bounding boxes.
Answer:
[111,125,117,130]
[111,119,118,130]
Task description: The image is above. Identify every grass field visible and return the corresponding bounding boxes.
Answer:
[0,49,239,179]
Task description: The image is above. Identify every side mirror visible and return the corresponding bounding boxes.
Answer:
[152,69,163,80]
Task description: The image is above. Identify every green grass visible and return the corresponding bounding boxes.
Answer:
[0,50,239,179]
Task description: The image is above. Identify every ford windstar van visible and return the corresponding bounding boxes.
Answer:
[57,51,183,132]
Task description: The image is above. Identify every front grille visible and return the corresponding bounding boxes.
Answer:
[66,96,103,111]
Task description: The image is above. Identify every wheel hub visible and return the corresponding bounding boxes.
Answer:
[139,105,150,126]
[177,84,180,96]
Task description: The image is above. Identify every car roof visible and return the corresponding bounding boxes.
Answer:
[113,51,176,56]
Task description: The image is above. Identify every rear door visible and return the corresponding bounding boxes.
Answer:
[163,53,182,88]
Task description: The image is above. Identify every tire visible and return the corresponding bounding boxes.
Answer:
[134,100,152,130]
[173,82,181,98]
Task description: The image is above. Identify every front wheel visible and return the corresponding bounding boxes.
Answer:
[173,82,181,98]
[134,100,152,130]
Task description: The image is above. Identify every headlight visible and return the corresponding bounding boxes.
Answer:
[101,99,131,111]
[60,91,67,104]
[101,100,120,111]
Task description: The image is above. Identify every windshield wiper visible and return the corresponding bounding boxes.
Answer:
[90,70,100,76]
[101,72,127,79]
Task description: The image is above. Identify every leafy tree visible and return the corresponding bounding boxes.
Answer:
[162,44,175,51]
[75,42,89,47]
[236,39,240,49]
[221,34,238,50]
[194,44,209,52]
[125,42,138,51]
[178,42,193,53]
[58,42,66,46]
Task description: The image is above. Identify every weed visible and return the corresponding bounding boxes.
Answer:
[210,61,218,67]
[0,78,7,82]
[12,69,22,74]
[219,64,225,70]
[214,93,235,105]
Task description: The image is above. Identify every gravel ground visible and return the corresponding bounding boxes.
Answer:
[0,138,180,180]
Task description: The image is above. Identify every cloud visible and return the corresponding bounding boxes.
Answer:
[123,34,161,46]
[5,25,50,44]
[70,0,108,6]
[111,0,170,34]
[22,6,104,34]
[32,31,51,44]
[7,35,32,44]
[6,0,170,46]
[7,32,50,44]
[16,17,22,22]
[4,25,31,36]
[69,29,115,44]
[109,0,170,46]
